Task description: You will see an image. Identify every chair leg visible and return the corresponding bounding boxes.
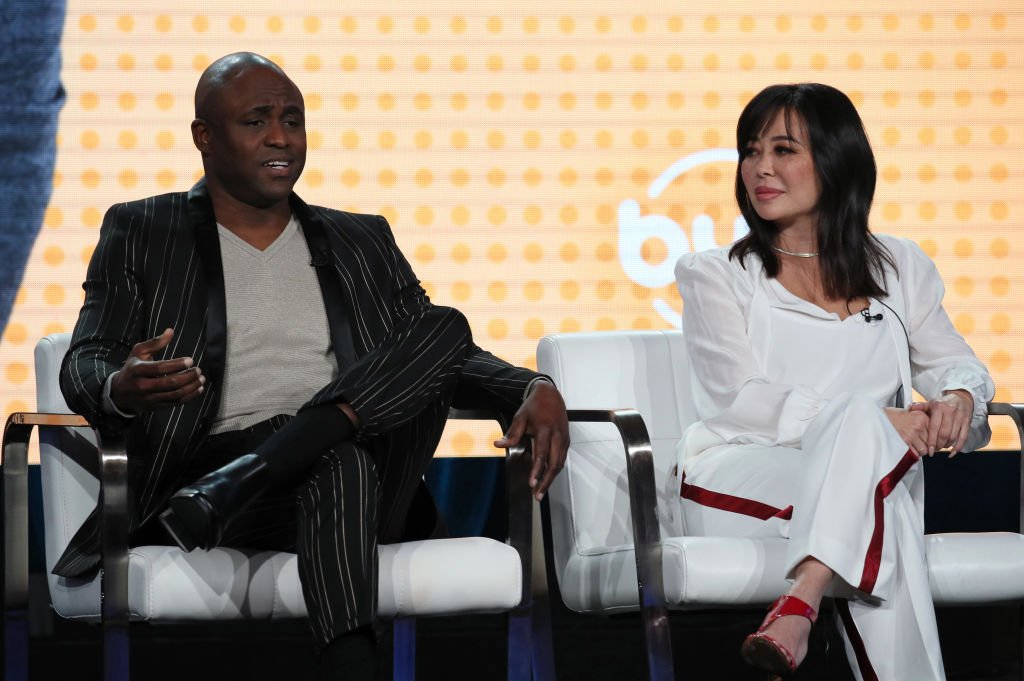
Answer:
[530,597,556,681]
[508,595,559,681]
[507,608,532,681]
[392,618,416,681]
[641,601,675,681]
[103,622,130,681]
[4,417,33,681]
[3,609,28,681]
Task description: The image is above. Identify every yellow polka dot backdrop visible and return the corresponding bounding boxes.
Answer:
[2,2,1021,457]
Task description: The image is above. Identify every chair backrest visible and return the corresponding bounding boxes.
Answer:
[536,331,695,590]
[34,333,102,594]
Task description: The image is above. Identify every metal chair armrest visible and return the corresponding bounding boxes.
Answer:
[445,408,533,605]
[564,408,674,681]
[987,402,1024,533]
[3,413,90,605]
[2,411,130,680]
[445,408,546,681]
[3,412,89,681]
[988,402,1024,454]
[97,429,128,633]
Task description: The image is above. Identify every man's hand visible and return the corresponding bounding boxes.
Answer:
[908,390,974,457]
[110,329,205,413]
[337,402,360,429]
[494,381,570,501]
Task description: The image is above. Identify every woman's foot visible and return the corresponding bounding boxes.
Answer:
[740,595,817,677]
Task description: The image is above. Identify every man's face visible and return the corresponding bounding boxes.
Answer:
[193,66,307,209]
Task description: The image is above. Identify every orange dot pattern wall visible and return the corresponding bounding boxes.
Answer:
[2,1,1021,459]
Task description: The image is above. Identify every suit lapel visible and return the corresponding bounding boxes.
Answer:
[291,194,357,366]
[187,179,228,383]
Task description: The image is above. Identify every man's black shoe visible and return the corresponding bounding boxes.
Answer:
[159,453,270,551]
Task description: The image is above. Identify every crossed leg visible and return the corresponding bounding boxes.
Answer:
[679,393,944,680]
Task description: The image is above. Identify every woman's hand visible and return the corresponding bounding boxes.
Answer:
[908,390,974,457]
[884,407,931,458]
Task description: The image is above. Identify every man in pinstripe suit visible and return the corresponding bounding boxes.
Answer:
[58,52,569,679]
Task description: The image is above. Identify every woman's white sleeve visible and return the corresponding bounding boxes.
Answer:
[900,241,995,452]
[676,252,826,447]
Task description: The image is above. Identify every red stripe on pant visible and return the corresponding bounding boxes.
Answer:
[836,599,879,681]
[680,476,793,521]
[858,449,918,593]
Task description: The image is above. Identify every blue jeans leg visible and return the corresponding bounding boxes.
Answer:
[0,0,67,333]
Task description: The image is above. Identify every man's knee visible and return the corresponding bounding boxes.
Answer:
[300,443,378,508]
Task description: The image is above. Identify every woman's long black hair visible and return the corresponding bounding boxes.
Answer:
[729,83,895,300]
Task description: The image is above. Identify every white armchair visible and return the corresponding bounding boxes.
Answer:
[3,333,554,681]
[537,329,1024,681]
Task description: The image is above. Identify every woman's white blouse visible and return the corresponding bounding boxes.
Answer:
[762,278,901,409]
[674,235,994,458]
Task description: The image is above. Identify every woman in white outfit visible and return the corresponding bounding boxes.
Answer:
[674,83,994,681]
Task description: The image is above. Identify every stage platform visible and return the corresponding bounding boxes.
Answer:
[21,596,1020,680]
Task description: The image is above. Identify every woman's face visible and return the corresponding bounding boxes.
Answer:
[740,111,821,232]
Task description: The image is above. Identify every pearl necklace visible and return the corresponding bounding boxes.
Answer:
[773,245,819,258]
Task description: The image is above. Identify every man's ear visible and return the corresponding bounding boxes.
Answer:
[191,118,210,154]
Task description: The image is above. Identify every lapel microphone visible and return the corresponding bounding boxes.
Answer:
[860,308,884,323]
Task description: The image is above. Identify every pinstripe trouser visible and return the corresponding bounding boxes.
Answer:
[156,393,454,646]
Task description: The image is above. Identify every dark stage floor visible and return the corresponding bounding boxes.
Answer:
[21,599,1020,680]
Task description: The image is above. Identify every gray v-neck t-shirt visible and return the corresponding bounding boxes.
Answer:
[210,216,339,433]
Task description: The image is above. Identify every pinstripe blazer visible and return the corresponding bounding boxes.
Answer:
[55,179,542,577]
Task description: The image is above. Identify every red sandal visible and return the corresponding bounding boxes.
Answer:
[740,595,818,678]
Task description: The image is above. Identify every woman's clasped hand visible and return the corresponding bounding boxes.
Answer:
[885,390,973,458]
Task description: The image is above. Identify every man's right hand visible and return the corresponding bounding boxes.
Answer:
[110,329,205,413]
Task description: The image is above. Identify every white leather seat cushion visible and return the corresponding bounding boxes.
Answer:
[558,532,1024,614]
[926,532,1024,605]
[50,537,521,622]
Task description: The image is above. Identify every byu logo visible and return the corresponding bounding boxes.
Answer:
[618,148,749,327]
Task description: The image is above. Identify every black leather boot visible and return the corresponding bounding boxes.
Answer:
[159,453,270,551]
[160,405,355,552]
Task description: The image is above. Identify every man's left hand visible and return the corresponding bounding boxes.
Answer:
[494,381,570,501]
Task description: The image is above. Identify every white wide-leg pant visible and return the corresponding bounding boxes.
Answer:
[678,393,945,681]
